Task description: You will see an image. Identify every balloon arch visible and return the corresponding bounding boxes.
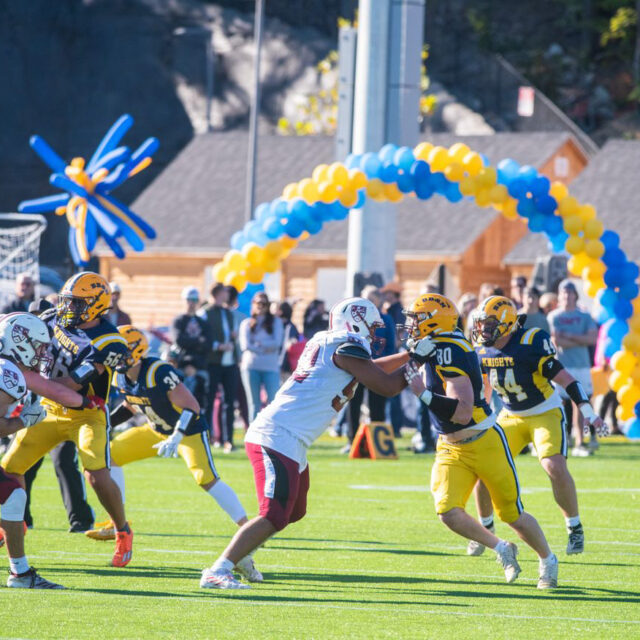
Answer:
[213,141,640,433]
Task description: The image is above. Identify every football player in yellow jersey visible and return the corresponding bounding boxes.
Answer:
[403,293,558,588]
[468,296,608,557]
[85,325,262,583]
[1,272,134,567]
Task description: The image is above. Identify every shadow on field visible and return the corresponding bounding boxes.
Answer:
[276,544,454,558]
[60,565,201,580]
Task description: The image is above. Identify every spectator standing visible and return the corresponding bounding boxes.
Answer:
[172,287,211,371]
[522,286,550,333]
[1,272,35,313]
[380,282,404,328]
[276,301,302,377]
[199,283,238,452]
[547,280,599,456]
[540,292,558,315]
[106,282,132,326]
[303,299,329,339]
[239,292,284,424]
[510,274,528,310]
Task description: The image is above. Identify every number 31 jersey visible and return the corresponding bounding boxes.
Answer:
[476,327,561,415]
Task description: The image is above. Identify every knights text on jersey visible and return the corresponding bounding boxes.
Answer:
[424,332,493,435]
[476,326,560,414]
[114,357,207,436]
[0,358,27,417]
[249,329,370,448]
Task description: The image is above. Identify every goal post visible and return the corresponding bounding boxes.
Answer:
[0,213,47,307]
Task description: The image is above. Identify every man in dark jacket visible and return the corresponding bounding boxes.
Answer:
[172,286,211,372]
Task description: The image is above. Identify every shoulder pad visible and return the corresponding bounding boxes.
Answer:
[519,327,541,345]
[335,341,371,360]
[144,358,165,388]
[0,359,27,400]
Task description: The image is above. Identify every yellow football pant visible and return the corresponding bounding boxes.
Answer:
[497,407,568,460]
[110,423,219,486]
[431,426,523,523]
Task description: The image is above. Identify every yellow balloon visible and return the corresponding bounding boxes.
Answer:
[282,182,299,200]
[623,331,640,353]
[384,182,403,202]
[608,370,627,392]
[224,271,247,293]
[281,236,298,250]
[583,261,606,281]
[312,164,329,183]
[347,168,368,190]
[616,403,634,422]
[449,143,471,162]
[328,162,349,187]
[558,196,579,218]
[489,184,508,204]
[413,142,434,161]
[563,215,583,235]
[444,162,464,183]
[633,297,640,314]
[630,314,640,333]
[583,218,604,239]
[611,349,637,375]
[242,242,264,266]
[366,178,385,200]
[462,152,483,177]
[339,188,358,208]
[211,262,229,283]
[318,181,339,203]
[298,178,319,204]
[617,381,640,408]
[224,249,248,272]
[428,146,451,172]
[245,264,264,284]
[631,363,640,383]
[475,188,492,208]
[476,167,497,189]
[565,235,585,256]
[549,181,569,201]
[585,279,604,298]
[265,239,283,258]
[567,252,590,275]
[584,239,605,260]
[458,176,477,197]
[579,203,597,222]
[501,199,519,220]
[262,256,280,273]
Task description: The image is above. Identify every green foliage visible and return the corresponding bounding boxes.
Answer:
[8,437,640,638]
[601,7,637,46]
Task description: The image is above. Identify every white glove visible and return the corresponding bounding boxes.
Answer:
[19,399,47,428]
[153,429,185,458]
[580,404,609,437]
[407,335,437,364]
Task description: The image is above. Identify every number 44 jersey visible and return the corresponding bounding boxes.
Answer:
[248,330,370,463]
[476,326,562,416]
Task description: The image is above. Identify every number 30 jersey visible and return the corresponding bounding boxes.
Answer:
[248,330,370,462]
[476,327,561,416]
[114,357,207,436]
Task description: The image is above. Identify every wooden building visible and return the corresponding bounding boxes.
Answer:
[98,131,590,327]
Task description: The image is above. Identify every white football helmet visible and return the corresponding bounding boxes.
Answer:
[329,297,383,343]
[0,312,51,370]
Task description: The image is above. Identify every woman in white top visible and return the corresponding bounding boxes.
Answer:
[238,292,284,421]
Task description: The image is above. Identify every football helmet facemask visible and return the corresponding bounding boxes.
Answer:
[117,325,149,370]
[401,293,459,341]
[472,296,518,346]
[57,272,112,328]
[329,297,384,348]
[0,312,51,371]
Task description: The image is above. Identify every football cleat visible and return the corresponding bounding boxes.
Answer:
[495,542,521,584]
[111,528,133,567]
[537,554,559,589]
[85,519,116,541]
[235,556,263,583]
[200,567,250,590]
[467,524,494,557]
[571,445,592,457]
[566,525,584,555]
[7,567,64,589]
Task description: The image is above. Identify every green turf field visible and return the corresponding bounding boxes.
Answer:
[5,436,640,639]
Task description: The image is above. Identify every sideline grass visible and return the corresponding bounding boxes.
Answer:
[5,436,640,639]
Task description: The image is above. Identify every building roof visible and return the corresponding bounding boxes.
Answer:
[503,139,640,265]
[132,130,575,256]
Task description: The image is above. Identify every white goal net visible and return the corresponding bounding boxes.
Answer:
[0,213,47,308]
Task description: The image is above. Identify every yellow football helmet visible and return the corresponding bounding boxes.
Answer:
[472,296,518,346]
[57,272,112,327]
[118,325,149,369]
[403,293,459,339]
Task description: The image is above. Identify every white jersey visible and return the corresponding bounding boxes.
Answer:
[246,329,371,470]
[0,357,27,417]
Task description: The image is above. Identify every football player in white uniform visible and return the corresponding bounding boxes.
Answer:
[0,312,91,589]
[200,297,410,589]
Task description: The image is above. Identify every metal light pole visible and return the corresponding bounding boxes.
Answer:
[245,0,266,223]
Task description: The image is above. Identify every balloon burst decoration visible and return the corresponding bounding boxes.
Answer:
[18,114,157,267]
[215,141,640,436]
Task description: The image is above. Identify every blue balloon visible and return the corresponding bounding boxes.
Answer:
[626,418,640,439]
[444,181,463,203]
[254,202,271,222]
[331,202,349,220]
[614,299,634,320]
[530,175,551,198]
[517,198,536,218]
[394,146,415,171]
[605,318,629,343]
[603,248,626,268]
[409,160,431,181]
[263,217,283,239]
[354,190,366,209]
[604,267,625,289]
[431,172,448,194]
[480,153,490,166]
[345,153,361,170]
[598,287,618,310]
[246,221,267,246]
[314,202,334,222]
[230,231,245,250]
[619,282,640,300]
[496,158,520,184]
[595,305,614,326]
[518,165,538,187]
[528,214,546,233]
[414,179,435,200]
[543,215,564,236]
[536,194,557,216]
[283,216,303,238]
[380,162,399,184]
[548,231,568,254]
[378,144,398,164]
[396,172,415,194]
[270,198,288,218]
[622,262,640,282]
[361,152,382,179]
[601,230,620,251]
[306,217,322,235]
[507,178,528,200]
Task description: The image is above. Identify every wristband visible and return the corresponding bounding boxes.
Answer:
[418,389,459,422]
[175,408,196,434]
[579,404,597,421]
[566,380,590,405]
